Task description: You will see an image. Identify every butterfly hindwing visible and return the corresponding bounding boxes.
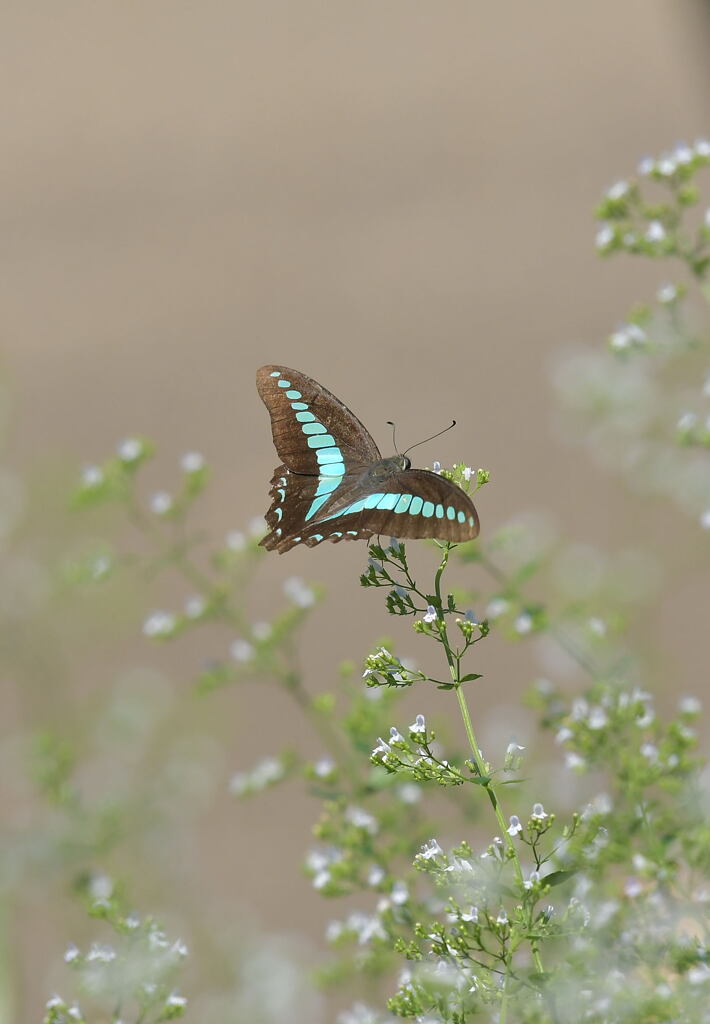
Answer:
[312,469,479,544]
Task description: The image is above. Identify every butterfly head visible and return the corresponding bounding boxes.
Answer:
[369,454,411,481]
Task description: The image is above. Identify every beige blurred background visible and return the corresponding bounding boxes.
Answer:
[3,3,710,1020]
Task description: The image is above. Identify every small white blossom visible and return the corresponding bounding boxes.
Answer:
[230,638,254,663]
[496,909,508,926]
[64,943,80,963]
[418,838,443,860]
[640,743,659,762]
[555,726,573,744]
[67,1008,82,1021]
[674,142,693,164]
[345,805,378,834]
[226,530,246,551]
[658,156,677,176]
[637,155,655,175]
[531,802,549,820]
[181,451,204,473]
[524,870,540,890]
[314,758,335,778]
[372,737,391,758]
[624,877,643,898]
[606,180,629,200]
[645,220,666,243]
[695,137,710,158]
[486,597,509,618]
[252,620,272,641]
[688,963,710,985]
[46,996,66,1010]
[389,726,404,744]
[397,783,421,804]
[409,714,426,737]
[595,223,615,250]
[86,942,116,963]
[679,696,702,715]
[610,328,631,352]
[514,612,533,634]
[184,594,206,618]
[125,914,140,929]
[565,752,586,771]
[150,491,173,516]
[461,905,478,923]
[142,611,176,637]
[588,706,608,730]
[423,604,437,623]
[463,466,473,481]
[118,437,143,462]
[507,815,522,836]
[391,881,409,905]
[432,461,441,474]
[248,516,266,537]
[81,464,104,489]
[367,865,385,886]
[657,283,678,304]
[507,741,525,756]
[283,576,315,608]
[166,992,188,1010]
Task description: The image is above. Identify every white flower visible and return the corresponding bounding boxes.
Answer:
[640,743,659,762]
[674,143,693,164]
[372,737,391,758]
[463,466,473,481]
[565,752,586,771]
[226,530,246,551]
[431,461,441,474]
[81,464,104,488]
[524,870,540,890]
[181,451,204,473]
[514,612,533,635]
[637,156,655,175]
[184,594,206,618]
[86,942,116,963]
[595,223,615,250]
[418,838,443,860]
[248,515,266,537]
[230,638,254,663]
[507,815,522,836]
[67,1008,82,1021]
[391,881,409,905]
[172,939,189,958]
[486,597,509,618]
[624,877,643,898]
[645,220,666,243]
[142,611,176,637]
[555,726,573,744]
[610,328,631,352]
[389,727,404,744]
[117,437,143,462]
[64,943,80,963]
[409,714,426,736]
[228,772,248,796]
[252,620,272,641]
[679,696,702,715]
[506,741,525,755]
[657,283,677,304]
[587,706,608,730]
[166,992,187,1010]
[397,783,421,804]
[314,758,335,778]
[423,604,437,623]
[606,180,629,200]
[461,905,478,923]
[345,806,378,834]
[531,802,549,820]
[496,909,508,926]
[283,576,315,608]
[658,156,677,176]
[677,411,697,433]
[695,137,710,158]
[367,865,385,886]
[688,963,710,985]
[46,996,66,1010]
[150,491,173,515]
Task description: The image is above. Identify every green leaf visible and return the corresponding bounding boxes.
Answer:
[541,869,577,887]
[460,673,482,683]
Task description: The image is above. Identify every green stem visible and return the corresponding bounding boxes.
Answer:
[434,544,545,979]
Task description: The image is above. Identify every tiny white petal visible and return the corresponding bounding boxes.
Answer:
[645,220,666,243]
[150,491,173,516]
[596,224,614,249]
[181,451,204,473]
[230,638,254,663]
[118,437,143,462]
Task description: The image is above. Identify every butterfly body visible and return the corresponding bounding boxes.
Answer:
[257,365,479,553]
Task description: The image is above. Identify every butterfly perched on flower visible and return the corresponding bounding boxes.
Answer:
[257,365,479,553]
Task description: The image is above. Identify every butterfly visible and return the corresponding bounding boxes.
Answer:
[256,365,480,553]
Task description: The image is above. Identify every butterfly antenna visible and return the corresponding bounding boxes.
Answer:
[402,419,457,457]
[387,420,399,455]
